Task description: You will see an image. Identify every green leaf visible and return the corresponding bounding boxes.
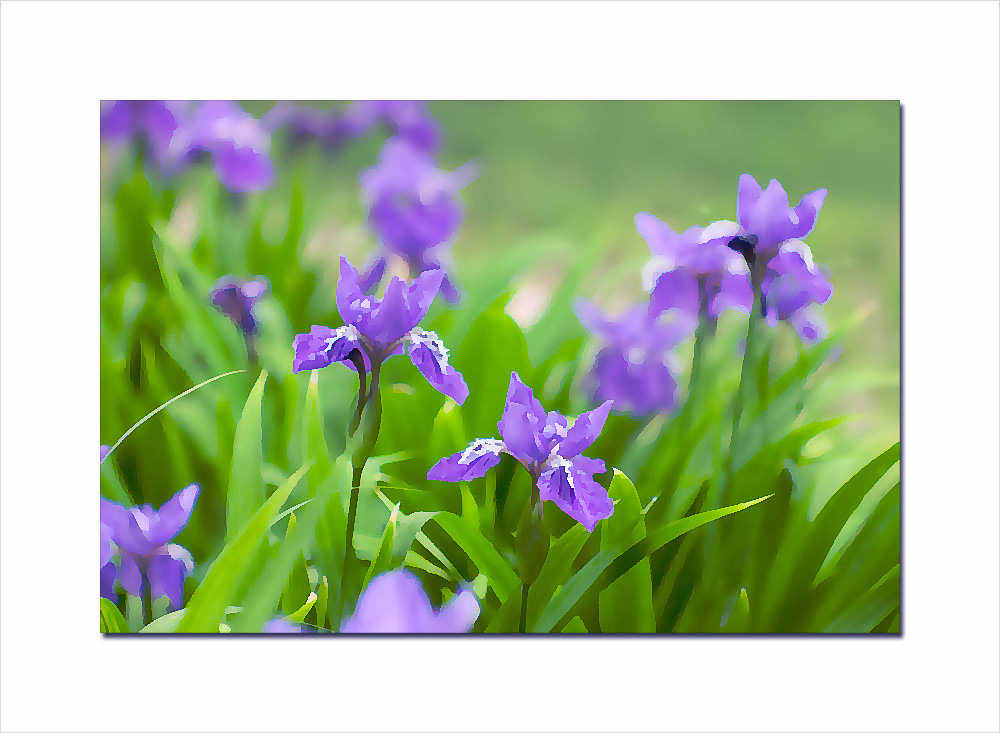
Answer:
[824,565,900,633]
[100,598,130,633]
[485,589,523,633]
[721,587,751,633]
[599,470,655,632]
[526,523,590,629]
[287,593,318,624]
[561,616,589,633]
[280,513,313,616]
[532,494,772,632]
[433,512,520,603]
[455,296,532,444]
[361,504,398,592]
[315,576,330,630]
[177,463,310,632]
[139,609,186,633]
[226,370,268,542]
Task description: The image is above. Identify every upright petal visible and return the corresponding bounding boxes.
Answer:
[405,268,445,331]
[745,178,793,250]
[408,330,467,403]
[336,256,367,328]
[736,173,764,230]
[427,439,505,482]
[359,254,388,293]
[558,401,613,458]
[497,373,547,464]
[146,484,200,545]
[101,523,114,567]
[634,212,677,256]
[791,187,828,240]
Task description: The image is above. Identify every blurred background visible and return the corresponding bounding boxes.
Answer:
[101,100,899,599]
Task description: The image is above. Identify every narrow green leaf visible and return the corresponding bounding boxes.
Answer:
[287,592,318,623]
[361,504,398,592]
[434,512,519,603]
[226,370,268,542]
[599,470,655,632]
[280,514,312,616]
[824,565,900,633]
[533,494,772,632]
[139,608,186,633]
[485,590,523,632]
[561,616,589,633]
[177,463,310,632]
[315,576,330,630]
[100,598,130,633]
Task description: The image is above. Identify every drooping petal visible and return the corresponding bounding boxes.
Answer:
[341,568,474,633]
[292,324,362,373]
[408,329,469,404]
[101,560,118,603]
[101,523,114,567]
[558,400,613,458]
[117,553,143,597]
[147,545,194,608]
[145,484,200,545]
[427,439,505,482]
[537,457,614,532]
[649,269,700,322]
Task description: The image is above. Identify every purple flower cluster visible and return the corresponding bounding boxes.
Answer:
[209,276,268,336]
[341,569,480,633]
[100,100,275,192]
[263,100,442,153]
[429,373,614,532]
[100,484,200,609]
[576,174,832,418]
[358,137,477,303]
[292,256,468,404]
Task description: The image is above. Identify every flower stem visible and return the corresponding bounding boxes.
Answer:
[342,361,383,613]
[141,574,152,628]
[726,288,761,482]
[519,583,530,633]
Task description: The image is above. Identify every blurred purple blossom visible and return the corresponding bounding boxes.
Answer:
[263,100,443,153]
[292,256,468,404]
[210,276,268,335]
[359,137,477,303]
[101,100,275,192]
[262,617,309,633]
[429,373,614,532]
[99,484,199,609]
[340,569,480,633]
[635,213,753,328]
[574,299,689,417]
[761,239,834,342]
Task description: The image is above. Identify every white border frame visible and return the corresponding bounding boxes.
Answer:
[2,2,998,732]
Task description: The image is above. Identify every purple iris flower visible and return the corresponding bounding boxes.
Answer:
[209,276,268,335]
[635,213,753,328]
[99,484,199,609]
[574,299,689,417]
[428,372,614,532]
[291,256,468,404]
[100,444,110,463]
[358,137,477,303]
[706,174,827,273]
[340,569,480,633]
[101,100,275,192]
[761,239,834,342]
[101,520,117,602]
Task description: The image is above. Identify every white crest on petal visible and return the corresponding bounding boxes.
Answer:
[410,328,449,368]
[458,438,505,465]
